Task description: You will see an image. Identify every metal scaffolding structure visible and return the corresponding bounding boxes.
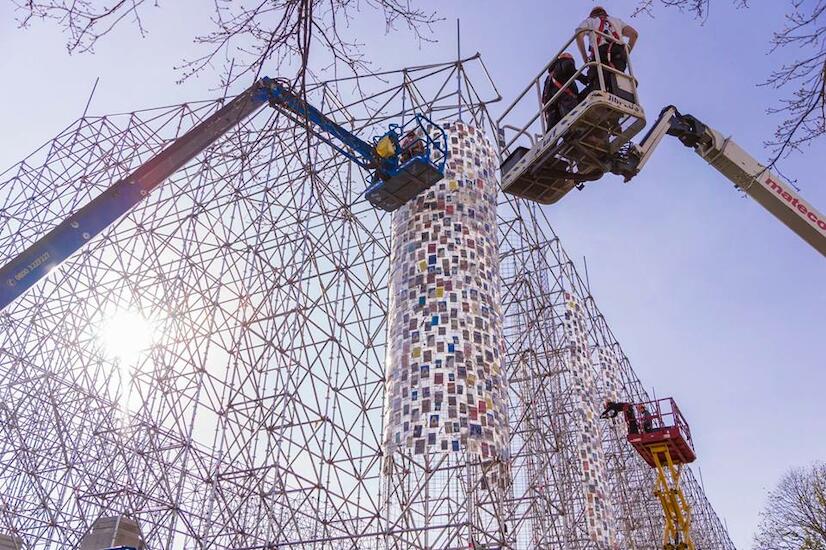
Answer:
[0,56,736,549]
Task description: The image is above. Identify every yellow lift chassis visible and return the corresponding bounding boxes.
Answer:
[650,443,694,550]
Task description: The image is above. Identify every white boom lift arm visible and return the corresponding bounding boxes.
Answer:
[613,106,826,256]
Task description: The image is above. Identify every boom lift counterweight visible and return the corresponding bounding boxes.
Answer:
[0,78,447,312]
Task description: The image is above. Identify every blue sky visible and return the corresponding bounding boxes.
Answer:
[1,1,824,548]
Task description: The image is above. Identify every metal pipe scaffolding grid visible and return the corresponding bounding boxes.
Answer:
[0,56,735,550]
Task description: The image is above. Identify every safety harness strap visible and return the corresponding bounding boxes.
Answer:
[595,15,622,68]
[597,16,621,45]
[552,76,576,98]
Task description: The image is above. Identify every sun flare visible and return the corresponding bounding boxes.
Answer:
[98,310,156,362]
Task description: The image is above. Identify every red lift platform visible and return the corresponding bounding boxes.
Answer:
[610,397,697,550]
[626,398,696,468]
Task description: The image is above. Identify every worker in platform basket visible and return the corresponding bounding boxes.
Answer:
[637,403,655,433]
[399,130,425,164]
[541,52,583,131]
[600,400,639,434]
[575,6,638,96]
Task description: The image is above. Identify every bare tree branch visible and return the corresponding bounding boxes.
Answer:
[632,0,826,168]
[10,0,441,88]
[12,0,153,53]
[633,0,747,20]
[760,0,826,164]
[754,463,826,550]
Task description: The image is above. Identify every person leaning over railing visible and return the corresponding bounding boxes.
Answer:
[600,400,640,435]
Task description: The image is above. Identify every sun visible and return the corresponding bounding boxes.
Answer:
[98,309,157,363]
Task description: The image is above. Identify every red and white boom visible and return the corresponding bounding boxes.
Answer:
[622,106,826,256]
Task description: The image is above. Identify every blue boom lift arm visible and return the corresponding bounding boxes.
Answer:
[0,77,447,312]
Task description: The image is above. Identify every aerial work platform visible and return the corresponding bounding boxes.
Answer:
[364,115,447,211]
[495,34,826,257]
[497,29,646,204]
[619,397,697,550]
[626,398,697,468]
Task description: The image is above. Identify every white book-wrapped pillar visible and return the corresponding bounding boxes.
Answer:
[381,121,510,549]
